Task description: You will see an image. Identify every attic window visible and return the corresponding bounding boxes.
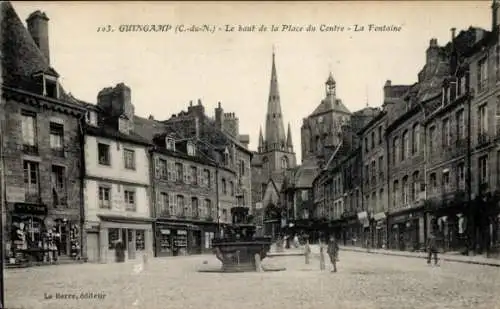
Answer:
[45,78,58,98]
[187,142,196,156]
[166,138,175,151]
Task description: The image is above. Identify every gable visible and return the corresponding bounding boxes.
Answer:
[262,180,280,207]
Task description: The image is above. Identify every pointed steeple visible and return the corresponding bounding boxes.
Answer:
[258,126,264,152]
[286,122,293,150]
[265,50,287,151]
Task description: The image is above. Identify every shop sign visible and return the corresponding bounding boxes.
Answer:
[160,229,171,235]
[178,230,187,235]
[6,186,25,203]
[373,212,386,221]
[14,203,47,215]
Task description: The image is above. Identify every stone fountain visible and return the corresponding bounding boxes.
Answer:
[211,207,272,272]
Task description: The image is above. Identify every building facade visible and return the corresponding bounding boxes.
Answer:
[359,109,388,249]
[1,3,86,264]
[82,84,154,263]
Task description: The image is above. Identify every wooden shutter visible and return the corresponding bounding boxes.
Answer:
[154,156,160,179]
[197,168,203,187]
[167,161,172,181]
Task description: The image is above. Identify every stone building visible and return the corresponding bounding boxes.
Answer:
[81,83,155,263]
[1,3,87,263]
[358,106,389,249]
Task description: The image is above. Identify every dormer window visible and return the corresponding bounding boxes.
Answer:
[33,70,60,99]
[223,148,229,166]
[85,110,97,126]
[187,142,196,156]
[166,138,175,151]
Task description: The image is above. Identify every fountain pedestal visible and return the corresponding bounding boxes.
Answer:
[211,207,272,272]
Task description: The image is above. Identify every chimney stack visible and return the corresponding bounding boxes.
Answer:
[451,27,456,41]
[27,11,50,64]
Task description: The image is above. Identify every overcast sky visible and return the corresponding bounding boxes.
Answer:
[12,1,491,163]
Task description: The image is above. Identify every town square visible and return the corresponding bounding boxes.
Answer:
[2,1,500,308]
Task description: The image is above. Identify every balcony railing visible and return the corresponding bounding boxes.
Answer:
[51,148,65,158]
[476,133,491,148]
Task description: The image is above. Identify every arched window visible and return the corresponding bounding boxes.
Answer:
[402,130,409,160]
[262,157,269,174]
[221,178,227,195]
[281,156,289,169]
[412,171,420,201]
[393,180,399,208]
[402,176,409,206]
[393,137,400,164]
[412,123,420,154]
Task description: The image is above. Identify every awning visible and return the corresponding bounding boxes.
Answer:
[373,212,387,221]
[357,211,368,221]
[157,222,201,231]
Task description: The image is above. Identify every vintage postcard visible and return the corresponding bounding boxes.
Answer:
[1,1,500,308]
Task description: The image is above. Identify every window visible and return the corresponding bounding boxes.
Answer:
[430,173,437,194]
[123,149,136,170]
[302,190,309,201]
[429,126,436,156]
[98,186,111,208]
[205,199,213,218]
[230,181,235,196]
[393,137,400,164]
[192,197,199,218]
[479,155,489,186]
[23,161,39,195]
[442,170,450,192]
[364,164,369,183]
[159,159,168,180]
[412,124,420,154]
[175,163,183,182]
[108,228,120,249]
[223,209,228,222]
[371,131,375,149]
[45,77,58,98]
[379,188,384,212]
[177,195,185,216]
[478,103,488,135]
[457,163,465,190]
[51,165,66,205]
[98,143,110,166]
[411,171,420,201]
[166,138,175,151]
[402,176,409,206]
[496,44,500,80]
[239,160,245,176]
[204,169,211,188]
[49,122,64,156]
[365,137,369,152]
[402,130,409,160]
[187,142,196,156]
[160,192,169,215]
[378,155,384,180]
[460,75,467,94]
[191,166,197,185]
[281,157,289,169]
[21,111,37,153]
[222,178,227,195]
[442,118,451,147]
[371,160,376,184]
[136,230,145,251]
[392,180,399,208]
[456,110,465,140]
[124,190,136,211]
[378,126,383,144]
[477,56,488,92]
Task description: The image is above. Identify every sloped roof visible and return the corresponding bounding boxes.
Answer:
[311,97,351,116]
[290,156,320,189]
[1,2,75,104]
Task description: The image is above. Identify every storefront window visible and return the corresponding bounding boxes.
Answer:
[159,229,171,253]
[136,230,145,250]
[108,228,119,249]
[204,232,214,249]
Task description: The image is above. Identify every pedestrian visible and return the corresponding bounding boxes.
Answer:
[427,232,439,266]
[327,235,339,273]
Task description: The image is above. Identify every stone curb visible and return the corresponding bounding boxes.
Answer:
[339,247,500,268]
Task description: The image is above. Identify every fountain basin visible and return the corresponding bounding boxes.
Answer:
[212,237,272,272]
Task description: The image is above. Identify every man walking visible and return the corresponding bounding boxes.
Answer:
[427,232,439,266]
[327,235,339,273]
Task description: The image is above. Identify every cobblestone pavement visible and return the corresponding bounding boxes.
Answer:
[5,251,500,309]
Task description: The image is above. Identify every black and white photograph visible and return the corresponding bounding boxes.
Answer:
[1,1,500,308]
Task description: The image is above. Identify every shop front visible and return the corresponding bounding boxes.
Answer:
[357,211,370,248]
[155,221,202,257]
[373,212,387,249]
[341,213,360,246]
[388,207,424,252]
[7,202,81,264]
[86,215,154,263]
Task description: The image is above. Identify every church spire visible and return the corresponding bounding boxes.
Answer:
[258,126,264,152]
[286,122,293,151]
[265,49,286,150]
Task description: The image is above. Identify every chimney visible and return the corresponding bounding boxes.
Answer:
[493,0,500,31]
[215,101,223,128]
[27,11,50,64]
